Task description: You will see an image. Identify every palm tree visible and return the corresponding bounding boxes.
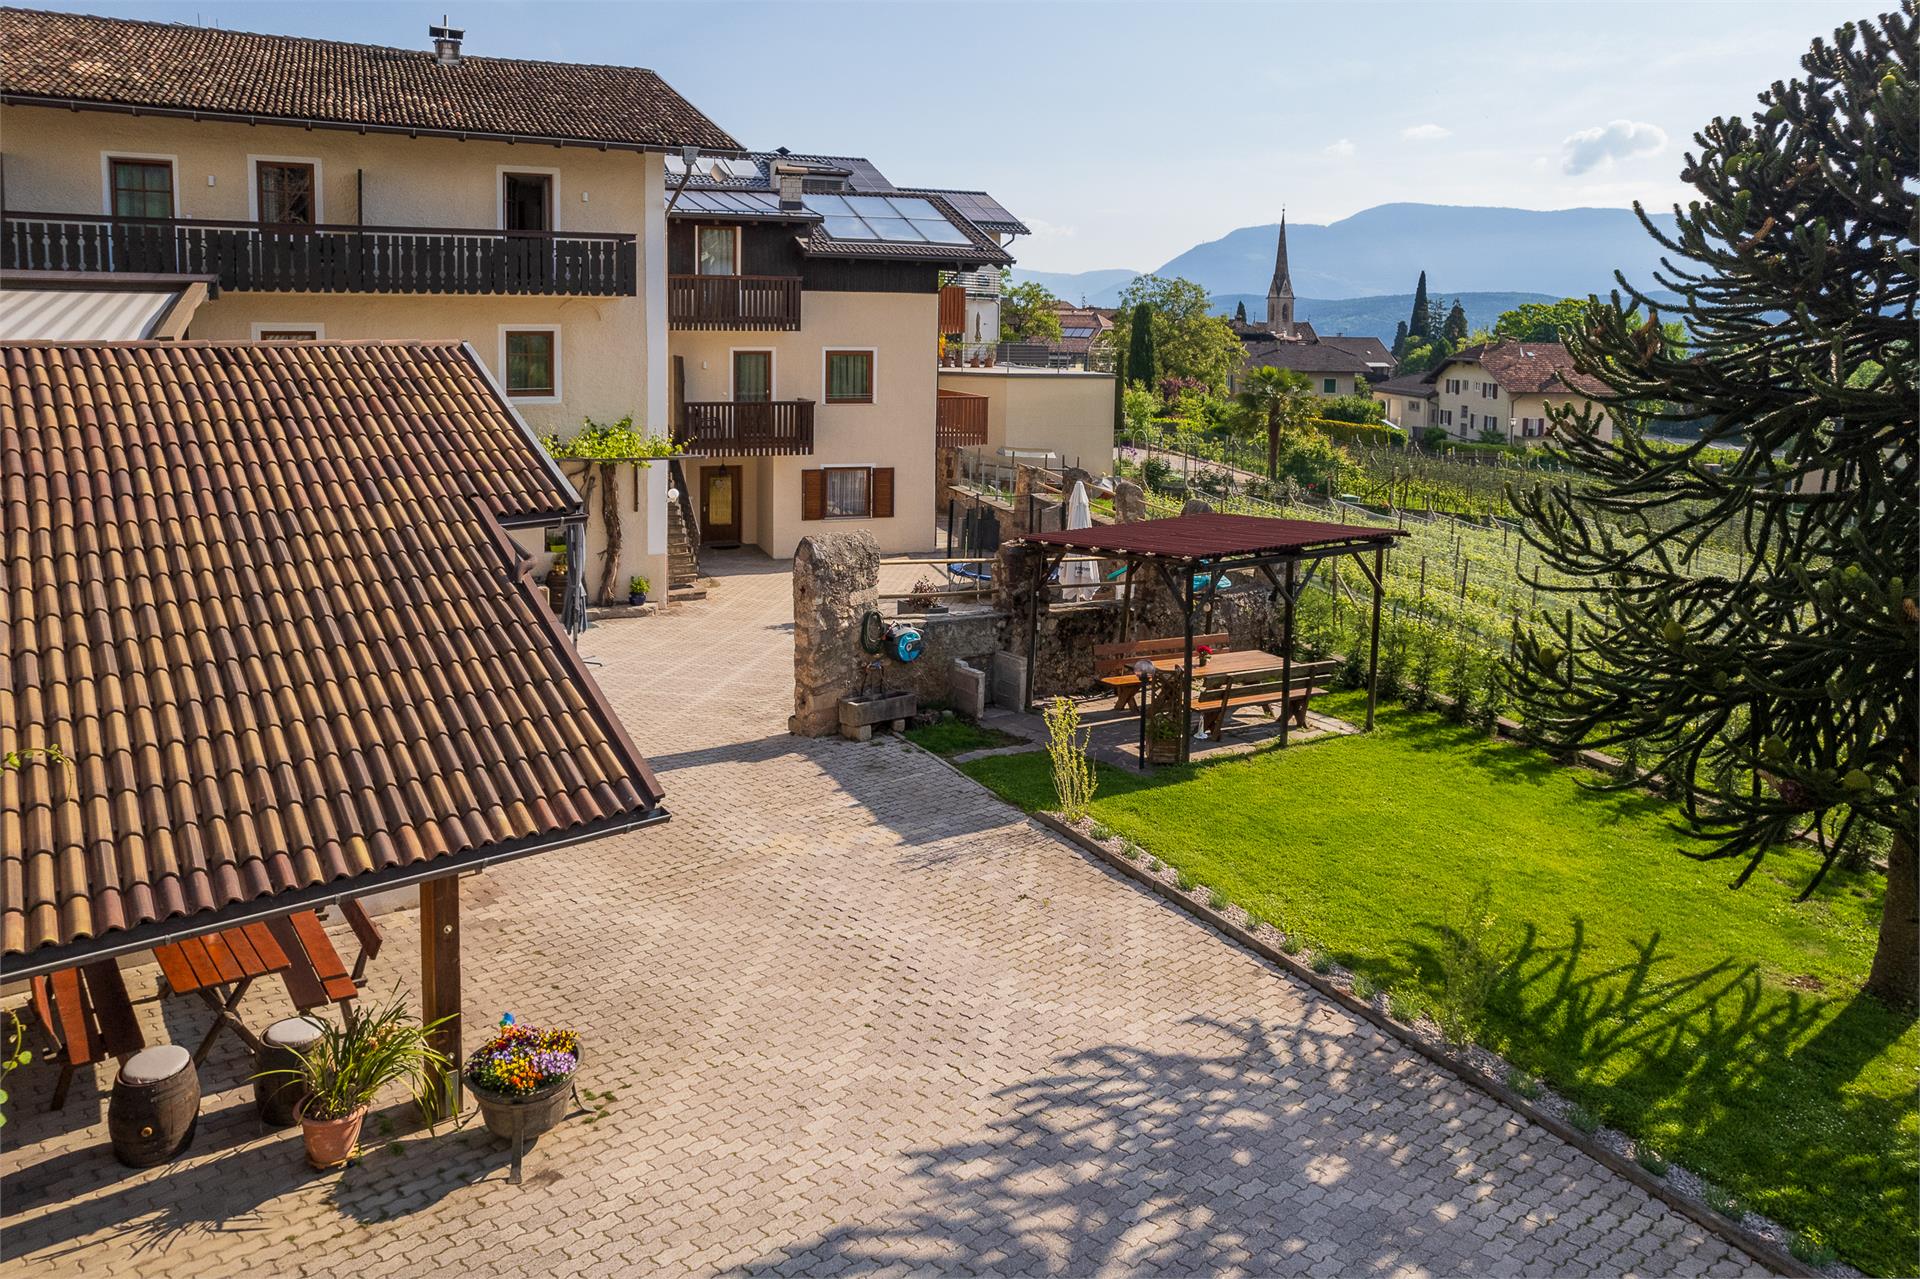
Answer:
[1234,365,1313,479]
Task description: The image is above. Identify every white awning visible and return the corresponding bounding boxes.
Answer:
[0,277,209,340]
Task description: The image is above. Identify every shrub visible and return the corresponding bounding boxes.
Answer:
[1434,882,1510,1047]
[1506,1068,1542,1100]
[1310,951,1335,975]
[1088,822,1113,842]
[902,576,944,610]
[1042,697,1096,824]
[1316,394,1387,425]
[1566,1103,1600,1134]
[1207,887,1227,910]
[1635,1145,1669,1176]
[1387,989,1420,1022]
[1175,870,1196,892]
[1278,933,1303,955]
[1350,974,1378,1000]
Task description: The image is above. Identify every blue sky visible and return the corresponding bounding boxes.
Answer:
[32,1,1861,272]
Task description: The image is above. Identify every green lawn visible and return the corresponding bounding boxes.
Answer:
[904,717,1027,757]
[961,692,1918,1275]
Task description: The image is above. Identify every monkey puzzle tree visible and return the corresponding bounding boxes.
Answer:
[1511,4,1918,1008]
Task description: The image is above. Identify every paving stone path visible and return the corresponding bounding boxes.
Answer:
[0,551,1762,1277]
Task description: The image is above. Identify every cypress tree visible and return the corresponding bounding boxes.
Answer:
[1392,320,1410,360]
[1234,300,1247,324]
[1409,271,1431,339]
[1126,302,1157,389]
[1511,4,1917,1008]
[1443,299,1469,345]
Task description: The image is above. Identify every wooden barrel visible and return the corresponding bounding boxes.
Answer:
[254,1016,325,1128]
[109,1045,199,1167]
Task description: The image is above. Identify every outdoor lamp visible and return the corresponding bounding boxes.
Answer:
[666,486,681,502]
[1133,659,1157,679]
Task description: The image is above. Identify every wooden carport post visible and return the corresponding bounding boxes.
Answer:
[420,874,462,1120]
[1279,559,1296,748]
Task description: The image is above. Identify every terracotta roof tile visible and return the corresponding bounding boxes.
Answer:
[1432,341,1613,397]
[2,340,663,971]
[0,7,739,152]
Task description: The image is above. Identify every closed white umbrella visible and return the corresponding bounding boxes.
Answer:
[1060,481,1099,600]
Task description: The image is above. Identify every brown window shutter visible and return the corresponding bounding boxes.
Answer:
[801,468,824,521]
[872,467,894,519]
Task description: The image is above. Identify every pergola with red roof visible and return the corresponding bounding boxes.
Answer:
[1017,513,1405,763]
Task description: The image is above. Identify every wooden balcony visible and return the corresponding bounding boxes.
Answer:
[668,274,802,331]
[1,212,636,296]
[936,388,989,448]
[681,399,815,456]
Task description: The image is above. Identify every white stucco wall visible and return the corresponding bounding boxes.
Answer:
[935,368,1116,473]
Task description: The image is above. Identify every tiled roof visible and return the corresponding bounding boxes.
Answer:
[0,7,739,152]
[1317,335,1393,366]
[1433,341,1612,397]
[2,340,664,972]
[1241,337,1376,374]
[1370,372,1437,398]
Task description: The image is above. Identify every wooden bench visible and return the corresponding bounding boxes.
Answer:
[1191,659,1341,737]
[30,961,145,1110]
[1094,633,1230,711]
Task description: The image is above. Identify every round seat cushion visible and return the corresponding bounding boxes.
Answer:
[263,1016,326,1050]
[119,1044,192,1085]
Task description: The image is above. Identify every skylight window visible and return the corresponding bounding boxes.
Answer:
[802,194,971,245]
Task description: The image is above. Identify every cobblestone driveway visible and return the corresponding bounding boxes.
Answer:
[1,552,1760,1277]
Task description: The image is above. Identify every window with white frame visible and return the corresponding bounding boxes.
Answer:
[503,328,558,397]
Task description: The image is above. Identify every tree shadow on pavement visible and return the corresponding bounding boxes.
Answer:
[728,1011,1662,1277]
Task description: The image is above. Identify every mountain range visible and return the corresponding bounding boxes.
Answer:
[1014,203,1680,342]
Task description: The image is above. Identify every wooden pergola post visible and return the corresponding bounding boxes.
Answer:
[1365,545,1386,731]
[1022,546,1044,715]
[420,874,462,1120]
[1179,562,1195,764]
[1279,559,1296,748]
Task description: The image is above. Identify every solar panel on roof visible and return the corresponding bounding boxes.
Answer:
[801,193,975,246]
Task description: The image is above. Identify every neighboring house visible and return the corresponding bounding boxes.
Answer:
[1370,372,1437,433]
[1231,214,1390,397]
[1374,341,1615,444]
[662,148,1038,556]
[0,8,1109,569]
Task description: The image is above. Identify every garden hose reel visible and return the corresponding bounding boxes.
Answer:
[859,610,924,663]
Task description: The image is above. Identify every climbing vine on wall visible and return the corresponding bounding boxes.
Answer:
[543,417,681,604]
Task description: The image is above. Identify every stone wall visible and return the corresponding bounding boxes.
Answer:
[886,611,1006,707]
[791,531,881,736]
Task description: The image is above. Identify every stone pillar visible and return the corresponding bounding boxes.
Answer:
[1113,479,1147,524]
[790,531,881,737]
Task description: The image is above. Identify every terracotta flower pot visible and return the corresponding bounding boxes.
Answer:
[296,1100,368,1170]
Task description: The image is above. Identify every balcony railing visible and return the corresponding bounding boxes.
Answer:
[681,399,815,456]
[668,274,802,330]
[1,212,637,296]
[936,388,989,448]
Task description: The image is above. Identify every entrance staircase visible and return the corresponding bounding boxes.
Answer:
[667,497,702,597]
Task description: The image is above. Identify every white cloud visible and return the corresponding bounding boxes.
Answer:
[1559,119,1668,175]
[1401,123,1451,141]
[1026,218,1076,240]
[1323,138,1356,158]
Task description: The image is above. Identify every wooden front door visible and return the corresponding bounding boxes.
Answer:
[701,465,743,546]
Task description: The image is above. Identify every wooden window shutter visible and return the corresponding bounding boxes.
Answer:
[801,469,825,521]
[872,467,894,519]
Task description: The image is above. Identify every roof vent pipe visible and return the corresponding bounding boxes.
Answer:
[430,22,464,66]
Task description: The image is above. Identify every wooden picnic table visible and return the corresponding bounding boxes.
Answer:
[154,909,367,1064]
[1137,648,1288,679]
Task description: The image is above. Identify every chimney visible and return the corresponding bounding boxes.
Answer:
[774,164,805,211]
[429,21,464,66]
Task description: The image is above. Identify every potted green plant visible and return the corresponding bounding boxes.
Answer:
[260,997,449,1170]
[627,574,651,606]
[465,1016,581,1144]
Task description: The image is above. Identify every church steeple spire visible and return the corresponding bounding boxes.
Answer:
[1266,209,1296,338]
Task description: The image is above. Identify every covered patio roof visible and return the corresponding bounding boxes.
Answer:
[2,339,670,1108]
[1019,512,1401,562]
